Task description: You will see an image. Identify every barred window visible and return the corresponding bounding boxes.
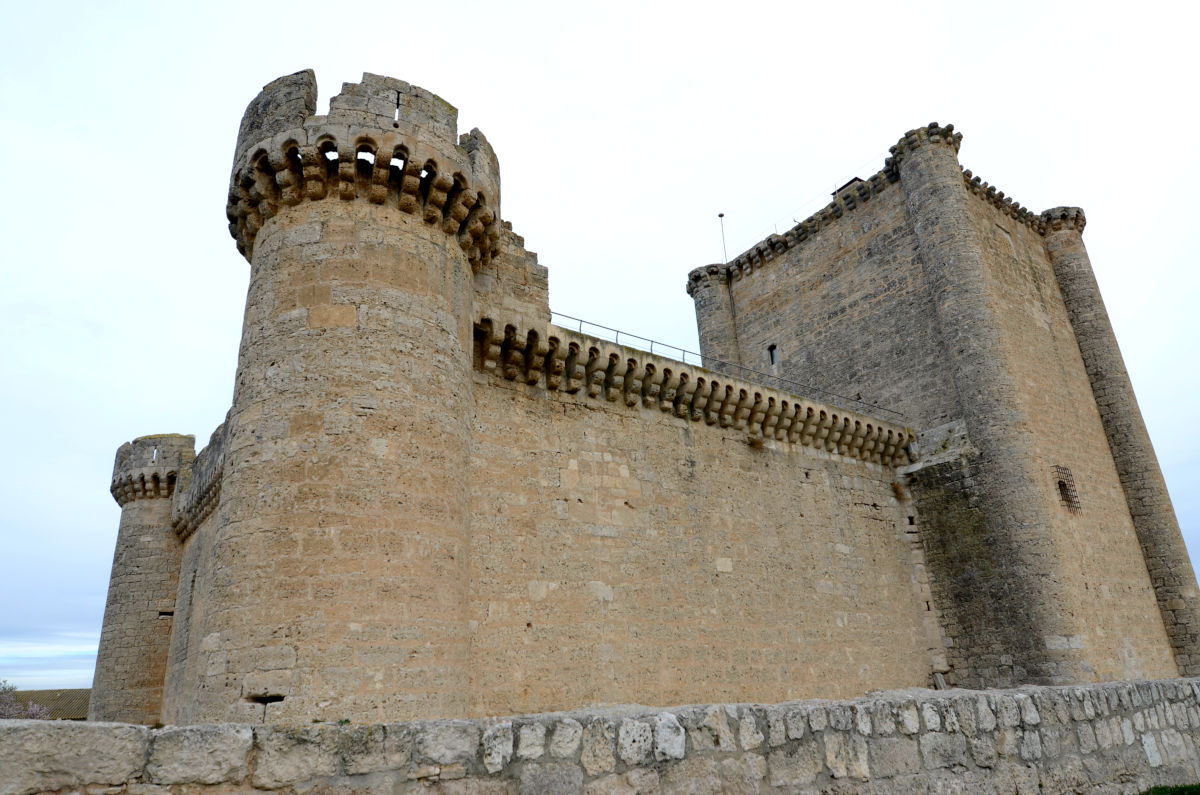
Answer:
[1053,465,1081,514]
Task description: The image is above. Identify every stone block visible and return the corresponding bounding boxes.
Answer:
[550,718,583,759]
[482,720,513,773]
[653,712,686,761]
[517,722,546,760]
[519,763,584,794]
[768,740,824,787]
[146,724,252,784]
[251,725,339,787]
[0,721,148,795]
[825,732,869,779]
[414,721,481,765]
[581,719,616,776]
[869,735,921,777]
[338,724,387,776]
[583,768,661,795]
[618,719,652,765]
[919,731,968,769]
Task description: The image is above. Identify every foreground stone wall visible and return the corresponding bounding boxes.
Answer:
[6,679,1200,794]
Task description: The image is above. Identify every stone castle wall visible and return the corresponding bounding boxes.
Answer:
[466,325,940,715]
[687,124,1185,690]
[86,72,1197,745]
[9,678,1200,794]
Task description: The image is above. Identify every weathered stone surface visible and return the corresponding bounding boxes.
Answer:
[251,725,339,787]
[0,721,148,795]
[482,720,514,773]
[415,721,481,766]
[617,719,652,765]
[13,679,1200,793]
[767,740,823,787]
[516,722,546,760]
[146,724,252,784]
[581,719,616,776]
[550,717,583,759]
[653,712,686,761]
[520,763,583,794]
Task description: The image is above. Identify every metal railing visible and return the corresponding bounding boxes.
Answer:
[549,311,908,423]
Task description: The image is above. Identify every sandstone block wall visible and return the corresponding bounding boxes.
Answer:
[8,678,1200,794]
[689,123,1181,691]
[467,324,939,715]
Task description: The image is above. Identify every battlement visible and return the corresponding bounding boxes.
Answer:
[688,167,899,286]
[886,121,963,165]
[689,123,1090,293]
[476,317,916,467]
[170,422,226,541]
[227,71,501,268]
[1042,205,1087,234]
[109,434,195,507]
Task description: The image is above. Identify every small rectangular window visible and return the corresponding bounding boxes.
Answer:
[767,344,778,366]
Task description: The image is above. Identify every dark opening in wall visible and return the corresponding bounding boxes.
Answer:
[246,694,285,705]
[1053,465,1082,514]
[768,344,778,366]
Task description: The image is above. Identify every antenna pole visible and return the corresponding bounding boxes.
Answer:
[718,213,728,264]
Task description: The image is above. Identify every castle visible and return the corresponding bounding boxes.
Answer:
[89,70,1198,727]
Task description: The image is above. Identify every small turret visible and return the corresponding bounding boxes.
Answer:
[687,263,741,371]
[90,434,195,724]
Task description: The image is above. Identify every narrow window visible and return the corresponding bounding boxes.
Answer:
[767,344,778,366]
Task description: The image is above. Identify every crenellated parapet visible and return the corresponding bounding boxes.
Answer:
[690,167,899,285]
[110,435,196,507]
[171,422,227,541]
[684,263,727,296]
[226,71,502,269]
[1041,206,1087,235]
[476,317,916,467]
[962,169,1045,232]
[886,122,963,166]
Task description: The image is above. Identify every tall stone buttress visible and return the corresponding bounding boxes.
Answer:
[1042,207,1200,674]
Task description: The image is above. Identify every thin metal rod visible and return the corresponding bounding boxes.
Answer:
[718,213,728,264]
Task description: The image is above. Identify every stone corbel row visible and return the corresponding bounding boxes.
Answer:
[723,169,898,280]
[111,470,178,508]
[961,169,1045,232]
[227,131,500,268]
[171,424,226,541]
[476,319,915,467]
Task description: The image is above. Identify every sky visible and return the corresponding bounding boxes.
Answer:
[1,1,1196,690]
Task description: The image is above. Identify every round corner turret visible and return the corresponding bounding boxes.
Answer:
[1040,206,1087,235]
[686,263,728,297]
[226,71,502,269]
[111,434,196,507]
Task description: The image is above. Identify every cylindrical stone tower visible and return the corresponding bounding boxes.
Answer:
[892,124,1092,687]
[90,434,195,724]
[1043,206,1200,675]
[686,264,742,371]
[173,71,502,723]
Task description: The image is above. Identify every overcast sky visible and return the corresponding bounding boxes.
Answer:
[1,1,1196,689]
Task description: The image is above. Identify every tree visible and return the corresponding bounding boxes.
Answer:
[0,680,52,720]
